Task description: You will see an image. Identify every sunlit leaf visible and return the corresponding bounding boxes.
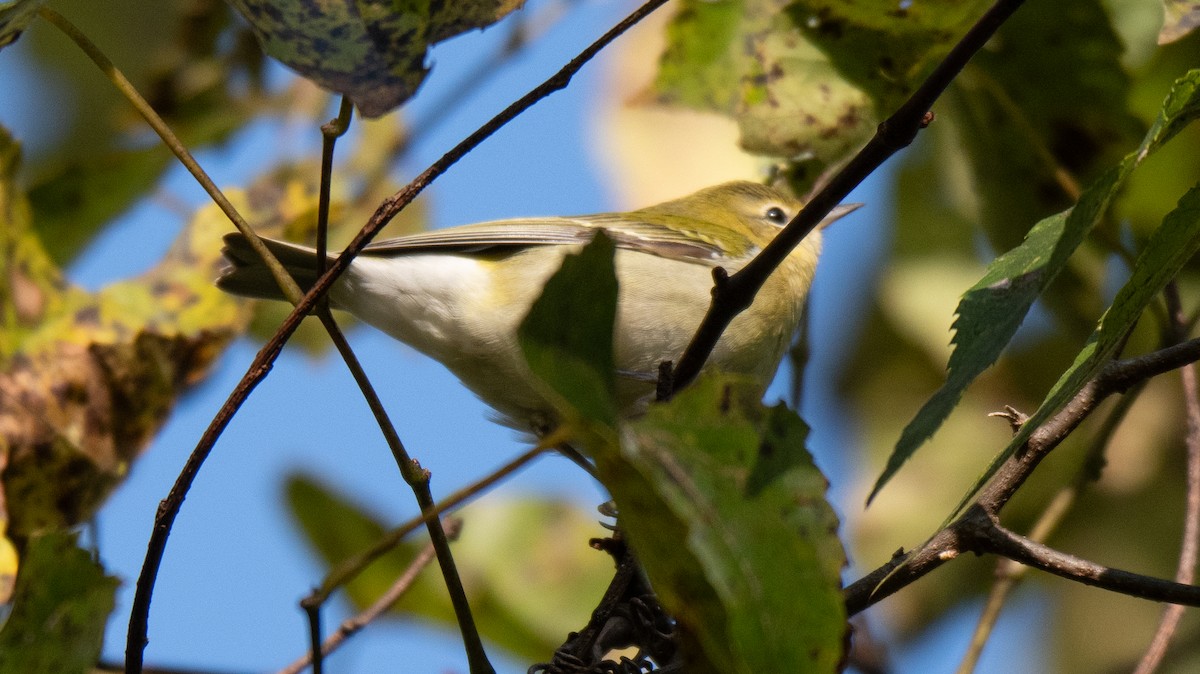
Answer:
[227,0,523,117]
[654,0,990,167]
[788,0,993,111]
[0,126,252,534]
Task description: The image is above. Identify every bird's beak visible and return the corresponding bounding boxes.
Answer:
[818,202,864,230]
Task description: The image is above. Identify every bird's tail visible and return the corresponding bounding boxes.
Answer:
[216,232,327,301]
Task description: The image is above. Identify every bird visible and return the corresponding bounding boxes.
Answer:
[217,180,858,432]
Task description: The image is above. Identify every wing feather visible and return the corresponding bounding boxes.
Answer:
[361,215,739,262]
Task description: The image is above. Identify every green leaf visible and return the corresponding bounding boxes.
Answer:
[0,531,118,674]
[285,475,611,661]
[655,0,874,163]
[947,0,1143,251]
[788,0,993,111]
[871,69,1200,502]
[24,3,267,264]
[518,231,619,433]
[654,0,990,165]
[226,0,523,117]
[951,182,1200,514]
[595,375,845,672]
[653,0,744,112]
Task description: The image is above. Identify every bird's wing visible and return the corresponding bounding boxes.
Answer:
[361,215,738,262]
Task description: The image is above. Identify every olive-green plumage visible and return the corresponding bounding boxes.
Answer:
[218,181,857,429]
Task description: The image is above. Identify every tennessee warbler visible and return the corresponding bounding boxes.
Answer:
[218,181,858,430]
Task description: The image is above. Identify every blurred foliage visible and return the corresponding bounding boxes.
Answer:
[22,0,271,265]
[0,119,251,615]
[653,0,992,190]
[0,1,428,655]
[285,475,613,663]
[1160,0,1200,44]
[0,0,46,49]
[779,8,1200,674]
[0,530,116,674]
[877,70,1200,503]
[631,0,1200,670]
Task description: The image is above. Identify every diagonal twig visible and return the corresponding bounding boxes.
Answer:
[954,382,1144,674]
[668,0,1032,394]
[281,519,464,674]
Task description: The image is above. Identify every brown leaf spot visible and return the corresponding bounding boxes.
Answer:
[8,268,44,325]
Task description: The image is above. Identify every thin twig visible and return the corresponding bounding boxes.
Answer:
[668,0,1032,394]
[955,382,1144,674]
[1133,284,1200,674]
[954,498,1070,674]
[316,310,493,671]
[310,97,490,672]
[309,444,547,605]
[124,1,669,669]
[302,94,357,674]
[280,519,463,674]
[303,601,323,674]
[36,10,322,671]
[316,97,355,276]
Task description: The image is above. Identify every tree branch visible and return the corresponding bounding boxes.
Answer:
[668,0,1032,393]
[305,444,546,608]
[846,336,1200,616]
[955,381,1144,674]
[961,509,1200,607]
[316,310,493,672]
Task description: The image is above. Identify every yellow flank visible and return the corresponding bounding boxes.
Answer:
[217,181,856,431]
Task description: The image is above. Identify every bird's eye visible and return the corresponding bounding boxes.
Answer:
[764,206,788,224]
